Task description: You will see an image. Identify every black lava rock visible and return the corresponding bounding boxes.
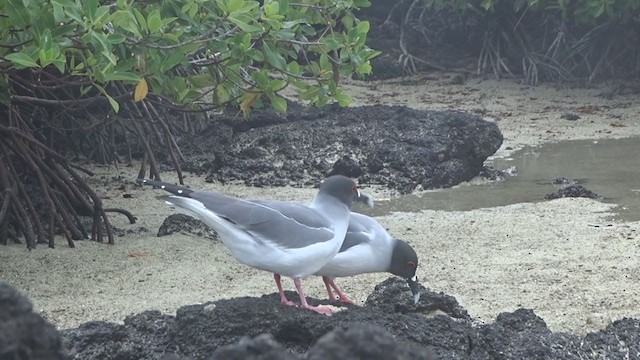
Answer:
[175,104,503,194]
[552,177,578,186]
[0,281,66,360]
[328,155,364,178]
[210,334,295,360]
[365,277,471,321]
[561,113,581,121]
[544,184,601,200]
[479,165,505,181]
[49,277,640,359]
[157,214,219,241]
[306,325,437,360]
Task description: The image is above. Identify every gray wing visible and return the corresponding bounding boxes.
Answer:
[339,212,376,252]
[190,191,335,250]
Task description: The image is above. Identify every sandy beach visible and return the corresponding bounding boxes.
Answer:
[1,73,639,334]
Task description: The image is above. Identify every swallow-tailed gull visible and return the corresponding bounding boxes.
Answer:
[137,175,360,315]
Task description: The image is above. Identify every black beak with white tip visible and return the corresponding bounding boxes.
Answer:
[407,275,421,304]
[356,191,375,209]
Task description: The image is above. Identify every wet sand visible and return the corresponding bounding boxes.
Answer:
[1,74,639,334]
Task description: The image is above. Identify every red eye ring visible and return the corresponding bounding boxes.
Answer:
[407,261,416,268]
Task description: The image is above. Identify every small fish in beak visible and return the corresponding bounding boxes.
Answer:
[407,275,421,304]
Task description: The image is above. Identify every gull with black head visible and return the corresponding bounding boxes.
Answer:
[137,175,360,315]
[316,193,421,304]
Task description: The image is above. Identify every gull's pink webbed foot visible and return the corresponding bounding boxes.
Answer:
[294,277,333,316]
[322,276,357,305]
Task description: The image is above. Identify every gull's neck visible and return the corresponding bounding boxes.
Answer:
[310,193,350,229]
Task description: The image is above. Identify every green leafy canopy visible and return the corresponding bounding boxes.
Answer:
[0,0,379,113]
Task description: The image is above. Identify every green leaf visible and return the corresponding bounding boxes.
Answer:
[106,94,120,112]
[269,79,286,91]
[52,1,65,24]
[189,74,215,88]
[287,61,301,75]
[264,2,280,17]
[282,19,305,29]
[133,9,148,31]
[84,0,98,22]
[262,41,286,70]
[229,14,262,32]
[162,33,180,44]
[268,94,287,112]
[5,0,31,27]
[357,61,372,74]
[95,84,120,113]
[252,70,269,87]
[215,0,228,13]
[64,4,84,25]
[265,19,282,30]
[38,47,60,67]
[103,71,141,82]
[334,91,352,107]
[241,32,253,47]
[187,2,198,17]
[52,56,67,74]
[91,31,112,52]
[277,0,289,14]
[94,6,111,26]
[216,85,231,104]
[341,15,354,30]
[162,17,178,27]
[272,29,295,40]
[107,34,126,44]
[5,53,39,68]
[147,9,162,33]
[227,0,244,13]
[353,0,370,8]
[356,21,370,34]
[319,53,331,71]
[109,10,142,38]
[323,38,341,51]
[161,52,185,72]
[40,29,53,50]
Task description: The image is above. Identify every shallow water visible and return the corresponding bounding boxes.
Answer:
[363,137,640,222]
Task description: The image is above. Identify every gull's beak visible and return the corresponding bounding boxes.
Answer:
[356,192,374,209]
[407,275,421,304]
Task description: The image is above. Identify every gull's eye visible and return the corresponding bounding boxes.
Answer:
[351,184,358,192]
[407,261,416,269]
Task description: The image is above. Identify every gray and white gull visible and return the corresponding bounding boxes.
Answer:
[137,175,360,315]
[314,194,420,304]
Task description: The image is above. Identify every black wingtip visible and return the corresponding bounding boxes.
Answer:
[137,178,194,197]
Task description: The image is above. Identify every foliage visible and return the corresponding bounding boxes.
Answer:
[0,0,379,247]
[428,0,640,23]
[382,0,640,84]
[0,0,379,113]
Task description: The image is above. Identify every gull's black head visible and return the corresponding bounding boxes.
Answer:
[389,239,418,279]
[319,175,360,207]
[388,239,421,303]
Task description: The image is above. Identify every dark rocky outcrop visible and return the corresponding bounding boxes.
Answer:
[0,281,65,360]
[5,279,639,360]
[175,104,503,194]
[57,278,640,360]
[157,213,219,241]
[544,184,601,200]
